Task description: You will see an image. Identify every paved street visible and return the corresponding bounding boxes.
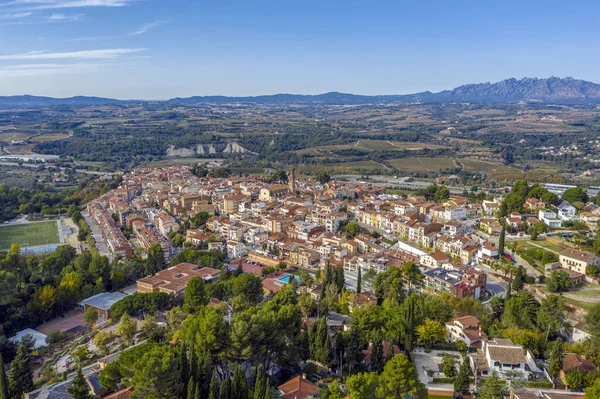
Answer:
[82,210,112,259]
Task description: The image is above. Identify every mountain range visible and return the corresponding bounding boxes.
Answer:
[2,77,600,108]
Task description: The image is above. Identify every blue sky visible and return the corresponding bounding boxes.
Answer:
[0,0,599,99]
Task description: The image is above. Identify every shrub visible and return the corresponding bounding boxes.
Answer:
[525,381,553,388]
[45,330,71,345]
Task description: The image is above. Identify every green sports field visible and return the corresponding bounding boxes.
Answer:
[0,221,60,250]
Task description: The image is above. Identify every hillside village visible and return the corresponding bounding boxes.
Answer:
[4,165,600,399]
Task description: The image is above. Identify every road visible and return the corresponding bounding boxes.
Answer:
[82,210,112,259]
[332,174,468,195]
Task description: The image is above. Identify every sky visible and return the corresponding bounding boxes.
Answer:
[0,0,599,99]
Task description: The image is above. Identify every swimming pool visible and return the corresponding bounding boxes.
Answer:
[277,274,300,284]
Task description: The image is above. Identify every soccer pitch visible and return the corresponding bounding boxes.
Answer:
[0,221,60,250]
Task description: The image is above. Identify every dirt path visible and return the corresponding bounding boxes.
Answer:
[527,241,560,254]
[417,158,431,172]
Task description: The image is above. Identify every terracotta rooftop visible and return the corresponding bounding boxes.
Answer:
[278,376,320,399]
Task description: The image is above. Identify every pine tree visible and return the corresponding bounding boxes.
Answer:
[370,336,385,373]
[0,352,8,399]
[187,376,196,399]
[253,365,265,399]
[8,345,33,398]
[67,367,92,399]
[356,267,362,294]
[208,370,219,399]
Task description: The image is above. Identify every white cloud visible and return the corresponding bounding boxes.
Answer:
[48,12,81,20]
[0,62,106,77]
[69,20,169,41]
[0,11,30,18]
[0,0,136,9]
[0,48,146,60]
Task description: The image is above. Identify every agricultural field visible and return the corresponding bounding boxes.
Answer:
[0,221,60,250]
[30,133,70,142]
[388,157,457,172]
[459,158,516,173]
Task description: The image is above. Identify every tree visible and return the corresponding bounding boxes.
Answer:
[141,315,164,342]
[131,345,181,399]
[298,294,317,319]
[344,221,360,238]
[253,365,265,399]
[548,339,564,380]
[435,186,450,203]
[402,261,423,291]
[145,243,166,275]
[454,358,471,394]
[498,223,506,257]
[565,368,586,389]
[477,371,507,399]
[370,335,385,373]
[116,313,137,347]
[547,270,572,293]
[562,187,589,205]
[83,307,98,327]
[345,372,381,399]
[537,295,565,338]
[70,344,91,365]
[8,345,33,399]
[442,354,456,378]
[184,276,208,314]
[346,327,364,375]
[0,352,8,399]
[93,331,112,356]
[356,267,362,294]
[208,370,219,399]
[416,319,446,349]
[586,265,600,277]
[378,354,426,399]
[585,376,600,399]
[187,377,196,399]
[68,367,93,399]
[316,171,331,185]
[585,303,600,333]
[512,266,524,291]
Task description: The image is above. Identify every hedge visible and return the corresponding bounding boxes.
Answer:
[525,381,553,388]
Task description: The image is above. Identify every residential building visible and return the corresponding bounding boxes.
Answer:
[445,315,487,348]
[137,263,220,294]
[278,376,320,399]
[559,248,600,275]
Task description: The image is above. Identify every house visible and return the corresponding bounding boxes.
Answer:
[545,264,585,286]
[559,248,600,275]
[10,328,48,350]
[278,375,320,399]
[363,341,402,370]
[420,251,450,268]
[259,184,289,201]
[539,209,562,228]
[137,263,221,294]
[479,219,502,235]
[445,316,487,348]
[453,269,487,299]
[79,292,128,320]
[350,291,378,311]
[559,353,596,386]
[227,240,248,259]
[525,198,546,211]
[470,338,541,378]
[556,200,578,221]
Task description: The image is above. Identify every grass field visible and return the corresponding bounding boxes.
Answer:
[388,157,456,172]
[0,221,59,249]
[30,133,70,142]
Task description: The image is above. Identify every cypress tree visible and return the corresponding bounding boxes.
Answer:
[8,345,33,398]
[356,267,362,294]
[208,370,219,399]
[264,377,271,399]
[454,359,471,395]
[232,365,248,399]
[549,339,564,380]
[67,367,92,399]
[187,376,196,399]
[498,223,506,257]
[194,382,201,399]
[180,345,190,393]
[512,266,524,291]
[253,365,265,399]
[0,352,8,399]
[219,377,231,399]
[385,340,394,363]
[197,350,213,397]
[370,335,384,373]
[345,327,364,375]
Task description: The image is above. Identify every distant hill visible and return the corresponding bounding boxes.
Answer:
[2,77,600,108]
